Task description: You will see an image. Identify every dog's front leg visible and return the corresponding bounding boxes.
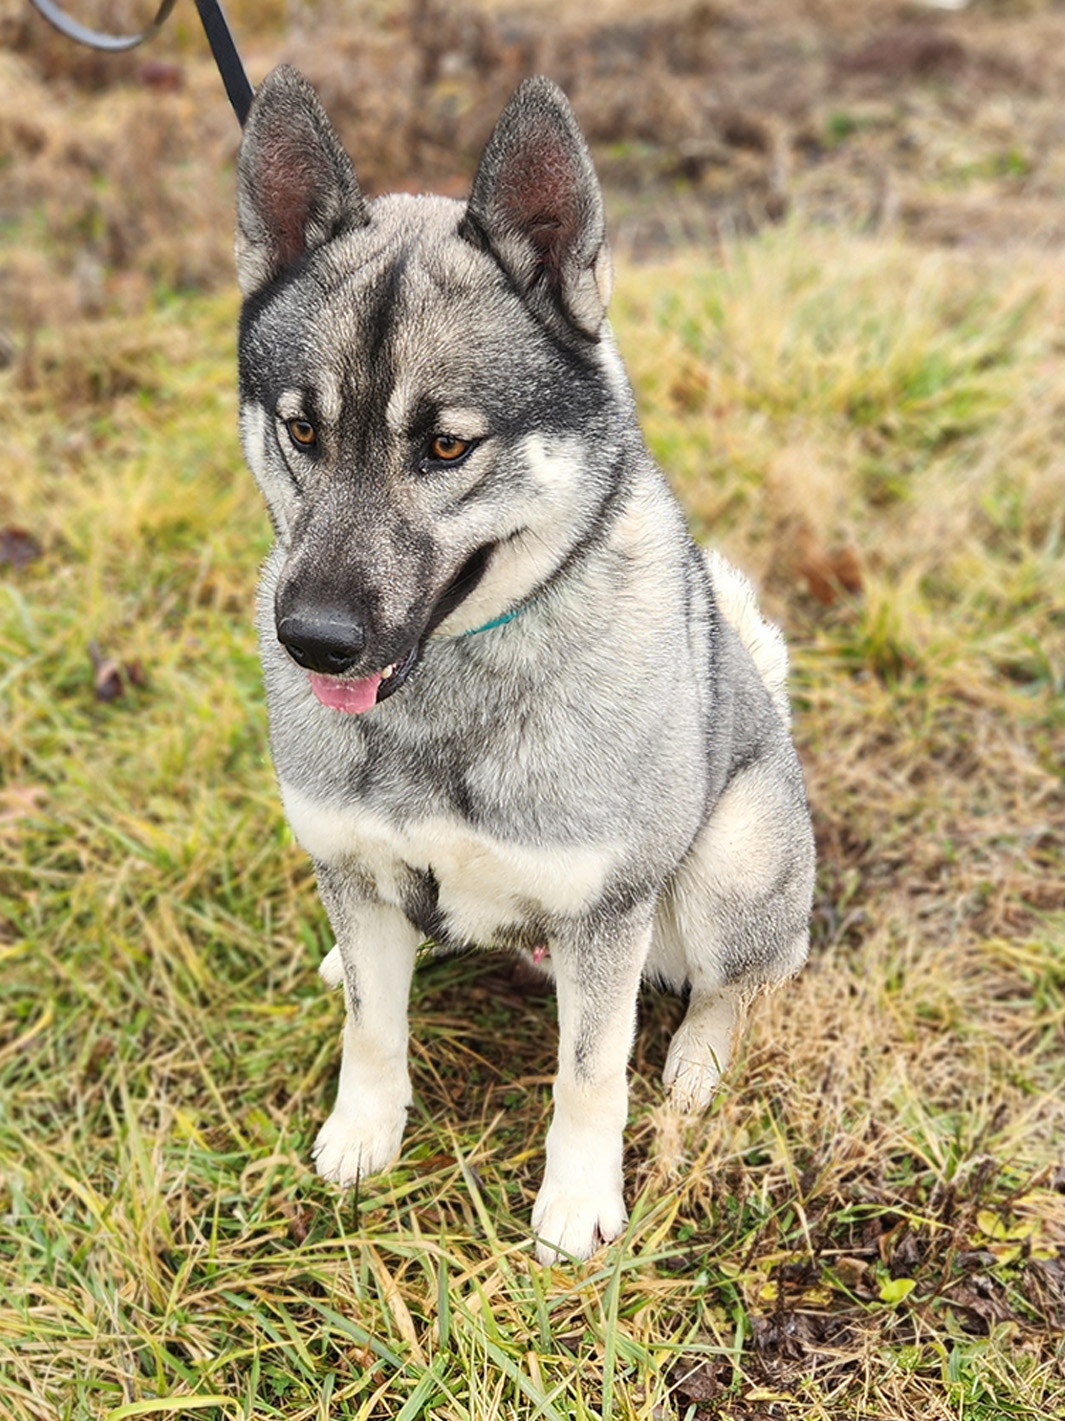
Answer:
[311,863,421,1187]
[532,907,653,1264]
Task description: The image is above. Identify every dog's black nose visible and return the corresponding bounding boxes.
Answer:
[276,612,366,675]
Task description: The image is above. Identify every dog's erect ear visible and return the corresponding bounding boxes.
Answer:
[462,76,612,340]
[236,65,369,298]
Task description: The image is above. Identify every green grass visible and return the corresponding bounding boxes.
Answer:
[2,227,1064,1419]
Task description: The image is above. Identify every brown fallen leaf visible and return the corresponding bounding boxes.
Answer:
[794,525,864,605]
[89,642,123,702]
[670,1357,730,1404]
[945,1274,1017,1333]
[88,642,147,702]
[0,526,42,570]
[832,1255,874,1294]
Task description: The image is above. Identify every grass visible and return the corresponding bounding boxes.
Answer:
[1,225,1064,1419]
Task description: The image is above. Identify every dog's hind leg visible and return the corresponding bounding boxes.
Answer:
[653,757,814,1113]
[532,906,653,1264]
[662,980,746,1112]
[311,863,422,1186]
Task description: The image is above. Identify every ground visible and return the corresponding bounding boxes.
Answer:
[0,3,1063,1419]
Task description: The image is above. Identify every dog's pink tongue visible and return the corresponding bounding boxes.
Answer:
[308,671,382,714]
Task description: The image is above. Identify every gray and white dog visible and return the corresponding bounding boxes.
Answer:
[235,66,815,1263]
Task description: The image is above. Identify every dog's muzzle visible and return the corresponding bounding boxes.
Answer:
[275,541,499,714]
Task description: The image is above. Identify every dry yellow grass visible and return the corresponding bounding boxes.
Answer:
[2,224,1062,1418]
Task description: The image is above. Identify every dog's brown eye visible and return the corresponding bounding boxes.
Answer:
[287,418,317,448]
[429,434,471,462]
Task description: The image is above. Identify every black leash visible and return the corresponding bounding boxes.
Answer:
[191,0,252,125]
[27,0,253,125]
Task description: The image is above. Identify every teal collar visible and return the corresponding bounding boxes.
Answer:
[457,606,526,638]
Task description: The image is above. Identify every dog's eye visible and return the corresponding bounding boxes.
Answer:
[286,418,317,449]
[428,434,472,462]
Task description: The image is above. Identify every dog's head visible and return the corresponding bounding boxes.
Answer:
[236,67,630,713]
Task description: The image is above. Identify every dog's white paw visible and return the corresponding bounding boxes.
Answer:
[312,1103,406,1186]
[662,1037,724,1114]
[319,944,343,989]
[662,1003,734,1113]
[531,1179,627,1264]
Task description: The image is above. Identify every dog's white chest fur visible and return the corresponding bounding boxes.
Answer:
[280,779,621,942]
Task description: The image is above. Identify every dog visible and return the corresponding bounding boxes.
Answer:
[234,66,815,1263]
